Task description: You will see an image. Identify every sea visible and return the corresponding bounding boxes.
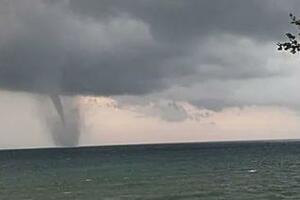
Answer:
[1,140,300,200]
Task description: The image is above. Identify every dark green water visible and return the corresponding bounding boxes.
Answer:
[1,141,300,199]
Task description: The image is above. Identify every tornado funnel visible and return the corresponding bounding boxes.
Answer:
[50,94,65,124]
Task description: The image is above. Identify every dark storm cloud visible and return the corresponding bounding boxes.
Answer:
[69,0,299,42]
[0,0,298,97]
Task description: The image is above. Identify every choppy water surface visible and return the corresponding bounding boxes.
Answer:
[1,141,300,199]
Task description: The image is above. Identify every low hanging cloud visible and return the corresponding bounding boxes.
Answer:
[0,0,299,109]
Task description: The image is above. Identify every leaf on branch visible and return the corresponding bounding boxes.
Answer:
[277,14,300,54]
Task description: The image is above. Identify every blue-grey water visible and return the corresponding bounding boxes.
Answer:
[1,141,300,199]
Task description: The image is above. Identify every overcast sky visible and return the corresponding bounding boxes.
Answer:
[0,0,300,148]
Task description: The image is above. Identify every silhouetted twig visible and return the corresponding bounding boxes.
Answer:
[277,13,300,54]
